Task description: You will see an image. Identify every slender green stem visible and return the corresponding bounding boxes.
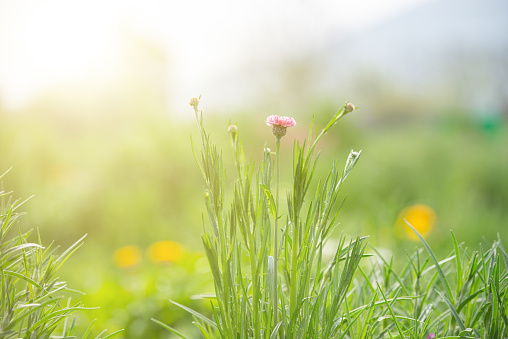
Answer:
[274,137,280,331]
[290,211,298,319]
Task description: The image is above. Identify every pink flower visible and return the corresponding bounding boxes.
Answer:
[426,333,435,339]
[265,115,296,139]
[265,115,296,128]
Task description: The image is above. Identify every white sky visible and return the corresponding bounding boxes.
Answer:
[0,0,432,112]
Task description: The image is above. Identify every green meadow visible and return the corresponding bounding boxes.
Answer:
[1,99,507,338]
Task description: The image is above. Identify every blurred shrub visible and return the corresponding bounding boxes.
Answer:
[65,241,212,339]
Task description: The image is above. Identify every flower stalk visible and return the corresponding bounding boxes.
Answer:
[274,135,281,327]
[265,115,296,329]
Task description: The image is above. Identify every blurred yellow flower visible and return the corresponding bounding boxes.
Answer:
[398,204,436,240]
[148,240,183,263]
[113,245,142,268]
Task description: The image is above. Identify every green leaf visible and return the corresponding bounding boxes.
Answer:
[435,290,466,331]
[27,307,97,333]
[152,318,188,339]
[405,219,454,303]
[451,231,463,294]
[269,321,282,339]
[54,234,87,273]
[377,282,405,339]
[3,269,45,290]
[169,300,218,331]
[101,329,124,339]
[259,183,277,219]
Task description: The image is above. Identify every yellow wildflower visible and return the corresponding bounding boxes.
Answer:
[113,245,142,268]
[398,204,436,240]
[148,240,183,263]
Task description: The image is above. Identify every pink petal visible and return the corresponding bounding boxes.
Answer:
[265,115,279,126]
[265,115,296,127]
[278,116,296,127]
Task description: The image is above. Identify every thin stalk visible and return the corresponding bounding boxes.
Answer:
[274,137,281,330]
[290,214,298,319]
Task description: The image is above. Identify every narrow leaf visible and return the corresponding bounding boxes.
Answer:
[170,300,218,331]
[260,184,277,219]
[405,219,454,303]
[152,318,188,339]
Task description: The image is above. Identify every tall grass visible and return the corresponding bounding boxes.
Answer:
[346,226,508,338]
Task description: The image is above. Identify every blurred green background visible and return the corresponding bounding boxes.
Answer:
[1,97,506,337]
[1,0,507,337]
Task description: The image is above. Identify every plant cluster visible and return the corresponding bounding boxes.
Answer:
[351,228,508,338]
[154,99,508,339]
[155,100,365,338]
[0,170,121,339]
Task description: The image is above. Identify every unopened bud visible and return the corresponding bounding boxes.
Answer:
[343,150,362,180]
[189,97,199,109]
[345,102,355,113]
[228,125,238,140]
[348,150,361,163]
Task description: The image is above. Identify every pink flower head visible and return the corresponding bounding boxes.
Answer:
[426,333,435,339]
[265,115,296,127]
[265,115,296,139]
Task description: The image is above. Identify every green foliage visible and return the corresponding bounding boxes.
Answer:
[0,170,121,339]
[155,101,367,338]
[346,228,508,338]
[69,250,212,339]
[154,103,507,338]
[1,99,506,337]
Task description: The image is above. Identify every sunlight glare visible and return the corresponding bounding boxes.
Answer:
[0,0,121,110]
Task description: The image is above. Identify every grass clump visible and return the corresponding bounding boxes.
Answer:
[154,99,367,338]
[0,169,122,339]
[351,227,508,338]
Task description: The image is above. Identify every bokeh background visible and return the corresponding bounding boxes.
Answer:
[0,0,507,337]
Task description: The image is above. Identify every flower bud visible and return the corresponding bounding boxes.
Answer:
[345,102,355,113]
[227,125,238,138]
[189,97,199,109]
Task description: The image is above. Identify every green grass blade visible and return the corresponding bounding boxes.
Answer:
[81,319,96,339]
[259,184,277,219]
[169,300,218,331]
[377,282,405,339]
[27,307,97,333]
[100,329,124,339]
[3,269,45,290]
[405,219,454,303]
[451,231,463,294]
[151,318,188,339]
[435,290,466,331]
[269,321,282,339]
